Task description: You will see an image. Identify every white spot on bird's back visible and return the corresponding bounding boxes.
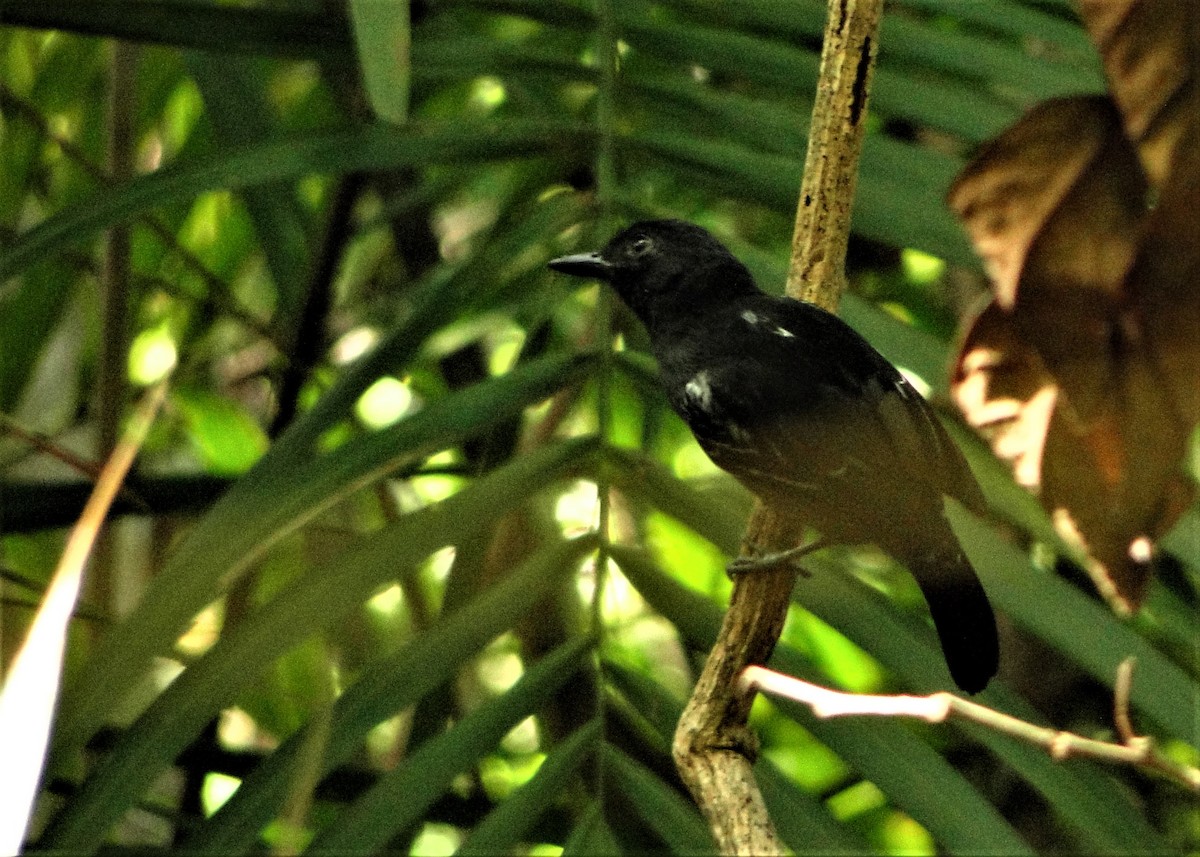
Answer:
[740,308,795,338]
[684,370,713,411]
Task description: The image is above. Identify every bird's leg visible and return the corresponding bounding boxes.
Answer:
[726,537,829,578]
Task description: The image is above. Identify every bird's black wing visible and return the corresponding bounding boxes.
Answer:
[667,295,998,692]
[671,296,979,531]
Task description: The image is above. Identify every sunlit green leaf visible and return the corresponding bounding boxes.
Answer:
[459,719,601,855]
[53,355,594,761]
[306,638,592,852]
[184,536,596,851]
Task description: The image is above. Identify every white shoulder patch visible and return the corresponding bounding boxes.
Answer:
[684,370,713,411]
[740,308,794,338]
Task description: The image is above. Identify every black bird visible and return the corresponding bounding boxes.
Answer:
[549,220,999,693]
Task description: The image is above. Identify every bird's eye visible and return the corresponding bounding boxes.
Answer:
[629,236,654,257]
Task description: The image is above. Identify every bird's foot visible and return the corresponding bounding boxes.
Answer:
[726,539,826,578]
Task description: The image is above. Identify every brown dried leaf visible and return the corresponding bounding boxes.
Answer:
[1127,134,1200,424]
[948,96,1148,421]
[1039,354,1194,612]
[946,97,1141,313]
[1076,1,1200,423]
[953,303,1194,614]
[1079,1,1200,186]
[952,302,1057,492]
[947,2,1200,610]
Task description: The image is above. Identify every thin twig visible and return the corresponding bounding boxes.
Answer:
[270,173,362,436]
[742,664,1200,794]
[671,2,883,854]
[0,83,277,344]
[91,40,139,617]
[0,414,108,483]
[0,413,150,511]
[1113,656,1137,744]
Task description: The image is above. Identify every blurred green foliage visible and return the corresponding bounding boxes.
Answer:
[0,0,1195,854]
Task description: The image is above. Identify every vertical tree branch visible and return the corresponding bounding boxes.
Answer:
[92,41,138,618]
[671,2,883,853]
[788,0,882,306]
[98,43,136,461]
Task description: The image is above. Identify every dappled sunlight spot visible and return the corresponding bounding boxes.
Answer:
[47,109,73,141]
[330,660,345,697]
[176,603,222,657]
[422,545,457,586]
[200,772,241,817]
[880,300,916,326]
[332,325,380,365]
[355,376,416,429]
[470,76,507,111]
[500,715,541,756]
[181,191,234,251]
[555,479,599,535]
[481,750,546,800]
[1129,535,1153,563]
[262,819,314,854]
[607,615,690,698]
[128,326,177,385]
[316,421,355,456]
[477,643,524,695]
[785,610,883,693]
[896,366,931,398]
[451,771,473,797]
[900,248,945,286]
[146,660,188,715]
[755,704,849,793]
[141,134,164,174]
[672,440,722,479]
[365,713,410,764]
[298,175,326,209]
[882,810,935,856]
[155,79,204,162]
[527,844,565,857]
[642,511,728,593]
[407,453,465,506]
[366,582,404,618]
[218,708,263,751]
[1161,738,1200,770]
[577,557,645,624]
[828,779,887,822]
[435,198,498,264]
[486,325,527,375]
[410,822,463,856]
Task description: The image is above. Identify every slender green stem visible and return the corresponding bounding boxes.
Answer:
[591,0,621,802]
[0,84,276,344]
[592,0,620,619]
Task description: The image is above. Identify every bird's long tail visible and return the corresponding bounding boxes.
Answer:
[906,545,999,694]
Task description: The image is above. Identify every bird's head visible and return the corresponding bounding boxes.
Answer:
[548,220,757,327]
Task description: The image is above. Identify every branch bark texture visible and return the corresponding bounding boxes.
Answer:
[672,1,883,853]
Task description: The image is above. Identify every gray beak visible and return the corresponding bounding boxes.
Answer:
[547,252,613,280]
